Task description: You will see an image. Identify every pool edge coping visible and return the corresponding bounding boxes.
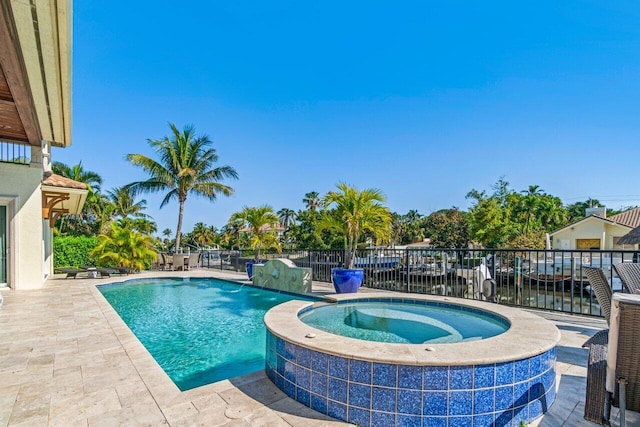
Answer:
[265,292,561,366]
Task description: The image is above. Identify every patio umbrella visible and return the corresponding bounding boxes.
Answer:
[618,225,640,245]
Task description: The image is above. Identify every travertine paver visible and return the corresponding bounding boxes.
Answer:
[0,268,637,426]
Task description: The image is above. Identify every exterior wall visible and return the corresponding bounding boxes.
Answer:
[0,162,44,290]
[552,219,631,250]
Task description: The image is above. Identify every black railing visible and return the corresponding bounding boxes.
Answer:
[197,247,640,318]
[0,141,30,164]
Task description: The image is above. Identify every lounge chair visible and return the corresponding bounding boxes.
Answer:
[582,267,613,424]
[82,266,118,278]
[100,267,122,277]
[58,267,83,279]
[613,263,640,294]
[114,267,134,275]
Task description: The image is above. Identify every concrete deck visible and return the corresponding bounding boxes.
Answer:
[0,269,637,426]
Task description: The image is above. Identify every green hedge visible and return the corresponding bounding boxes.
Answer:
[53,236,98,268]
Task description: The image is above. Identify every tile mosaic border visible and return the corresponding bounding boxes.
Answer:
[266,331,556,427]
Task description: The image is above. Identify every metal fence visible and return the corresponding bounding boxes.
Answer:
[0,141,29,164]
[198,247,640,318]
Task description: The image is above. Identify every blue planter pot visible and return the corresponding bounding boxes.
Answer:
[246,262,263,279]
[331,268,364,293]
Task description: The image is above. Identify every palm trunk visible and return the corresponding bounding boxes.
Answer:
[175,200,185,251]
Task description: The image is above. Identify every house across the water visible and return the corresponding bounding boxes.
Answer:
[550,207,640,250]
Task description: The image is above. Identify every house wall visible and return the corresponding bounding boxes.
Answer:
[0,162,45,290]
[552,219,631,250]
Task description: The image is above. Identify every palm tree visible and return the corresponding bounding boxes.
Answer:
[303,191,321,211]
[190,222,217,248]
[520,185,545,233]
[277,208,297,228]
[320,183,392,269]
[117,217,157,235]
[220,220,245,250]
[107,186,148,219]
[126,123,238,251]
[52,161,103,193]
[52,161,107,235]
[230,205,281,260]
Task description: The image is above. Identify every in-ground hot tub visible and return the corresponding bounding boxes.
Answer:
[264,293,560,427]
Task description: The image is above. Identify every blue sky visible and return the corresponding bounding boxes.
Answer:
[54,1,640,235]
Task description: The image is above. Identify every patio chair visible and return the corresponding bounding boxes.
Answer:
[153,252,163,270]
[582,267,613,424]
[606,293,640,426]
[186,252,201,270]
[584,267,613,325]
[583,328,610,424]
[172,253,187,271]
[613,263,640,294]
[160,252,173,270]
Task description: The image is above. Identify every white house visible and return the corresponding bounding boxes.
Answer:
[550,207,640,250]
[0,1,87,290]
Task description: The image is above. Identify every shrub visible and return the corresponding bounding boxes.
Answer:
[53,236,98,268]
[90,223,157,271]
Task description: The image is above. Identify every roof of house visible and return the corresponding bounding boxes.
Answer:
[608,207,640,228]
[42,172,88,190]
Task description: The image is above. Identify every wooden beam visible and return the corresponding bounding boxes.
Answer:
[0,2,42,146]
[48,208,69,228]
[42,190,70,220]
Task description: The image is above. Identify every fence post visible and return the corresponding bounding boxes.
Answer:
[405,248,410,293]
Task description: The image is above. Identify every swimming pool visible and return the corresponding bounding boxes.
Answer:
[99,277,312,390]
[298,301,508,344]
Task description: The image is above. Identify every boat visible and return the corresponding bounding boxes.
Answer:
[354,254,401,269]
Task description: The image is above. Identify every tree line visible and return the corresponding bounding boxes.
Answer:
[54,124,637,269]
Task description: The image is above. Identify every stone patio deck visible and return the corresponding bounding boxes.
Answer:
[0,269,637,426]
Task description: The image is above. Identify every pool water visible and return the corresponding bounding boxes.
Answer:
[99,278,311,390]
[299,301,509,344]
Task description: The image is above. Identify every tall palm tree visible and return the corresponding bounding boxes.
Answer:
[107,186,148,219]
[277,208,297,228]
[126,123,238,250]
[520,185,544,233]
[303,191,321,211]
[320,183,392,269]
[230,205,281,260]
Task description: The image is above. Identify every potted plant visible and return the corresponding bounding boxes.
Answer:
[320,183,392,293]
[229,205,282,278]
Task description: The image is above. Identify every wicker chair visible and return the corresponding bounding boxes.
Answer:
[584,267,613,325]
[582,267,614,424]
[613,263,640,294]
[583,329,610,424]
[608,294,640,426]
